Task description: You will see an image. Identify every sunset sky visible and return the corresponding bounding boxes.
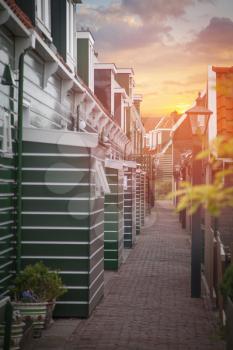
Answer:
[77,0,233,118]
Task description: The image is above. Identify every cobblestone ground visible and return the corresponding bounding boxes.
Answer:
[65,201,224,350]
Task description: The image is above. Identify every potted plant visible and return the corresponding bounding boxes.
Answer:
[220,263,233,350]
[12,262,66,337]
[0,310,25,350]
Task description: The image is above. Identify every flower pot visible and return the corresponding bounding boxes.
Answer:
[45,300,56,329]
[12,302,47,338]
[0,321,25,350]
[226,297,233,350]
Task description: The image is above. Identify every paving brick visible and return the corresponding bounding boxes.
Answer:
[29,201,225,350]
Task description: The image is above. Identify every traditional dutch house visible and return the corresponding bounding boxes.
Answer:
[204,66,233,316]
[169,66,233,322]
[93,62,146,266]
[0,0,132,317]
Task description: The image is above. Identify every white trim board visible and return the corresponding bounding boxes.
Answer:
[105,159,123,170]
[123,160,137,168]
[23,127,98,148]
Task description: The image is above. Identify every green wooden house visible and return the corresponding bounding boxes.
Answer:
[136,168,141,235]
[0,0,146,318]
[19,128,106,317]
[104,160,124,270]
[140,171,146,227]
[123,162,136,248]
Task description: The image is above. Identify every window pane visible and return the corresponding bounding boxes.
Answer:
[95,161,111,194]
[0,111,4,152]
[44,0,51,30]
[0,108,12,157]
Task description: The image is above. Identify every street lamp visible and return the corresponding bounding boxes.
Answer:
[185,92,212,298]
[186,92,212,136]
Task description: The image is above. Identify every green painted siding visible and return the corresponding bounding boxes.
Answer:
[145,175,150,215]
[77,39,89,87]
[0,30,16,299]
[136,170,141,235]
[124,169,136,248]
[20,141,104,318]
[140,172,146,226]
[104,168,124,270]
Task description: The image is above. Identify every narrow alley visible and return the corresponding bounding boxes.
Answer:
[1,2,233,350]
[30,202,224,350]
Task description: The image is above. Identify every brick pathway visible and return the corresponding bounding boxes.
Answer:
[65,201,224,350]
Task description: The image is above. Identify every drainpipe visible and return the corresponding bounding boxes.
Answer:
[16,50,28,275]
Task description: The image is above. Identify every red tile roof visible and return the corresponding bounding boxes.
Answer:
[213,66,233,74]
[142,117,162,132]
[159,115,174,129]
[4,1,73,74]
[5,0,33,29]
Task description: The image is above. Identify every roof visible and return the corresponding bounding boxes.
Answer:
[76,31,95,45]
[160,90,207,155]
[142,117,162,132]
[133,94,143,102]
[116,67,134,75]
[94,63,117,74]
[2,0,129,148]
[212,66,233,73]
[158,115,174,129]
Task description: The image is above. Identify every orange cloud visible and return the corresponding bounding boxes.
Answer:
[77,2,233,119]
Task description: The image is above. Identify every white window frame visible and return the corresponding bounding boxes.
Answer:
[158,132,162,145]
[66,0,74,57]
[123,175,128,191]
[124,109,127,134]
[66,0,76,71]
[36,0,52,40]
[95,161,111,198]
[0,108,13,158]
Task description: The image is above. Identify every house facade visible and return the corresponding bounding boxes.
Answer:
[169,66,233,322]
[146,114,178,197]
[0,0,150,318]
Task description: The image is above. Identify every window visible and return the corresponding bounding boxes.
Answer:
[124,176,128,191]
[0,108,12,158]
[65,0,76,71]
[95,161,111,197]
[158,132,162,145]
[36,0,51,38]
[66,0,74,57]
